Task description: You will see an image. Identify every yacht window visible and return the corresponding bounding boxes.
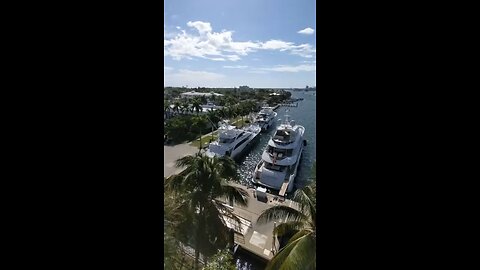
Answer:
[219,138,234,143]
[265,162,285,172]
[274,130,291,141]
[272,149,287,156]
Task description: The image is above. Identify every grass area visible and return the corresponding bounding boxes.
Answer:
[188,115,250,148]
[190,133,219,148]
[234,117,249,128]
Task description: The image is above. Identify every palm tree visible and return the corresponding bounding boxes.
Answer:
[192,99,203,115]
[173,101,181,116]
[165,154,249,270]
[256,161,316,270]
[179,101,190,115]
[216,108,228,120]
[190,116,208,152]
[164,101,171,120]
[200,95,208,104]
[205,109,219,142]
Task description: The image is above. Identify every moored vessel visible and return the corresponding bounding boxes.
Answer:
[251,115,306,196]
[206,121,261,160]
[254,107,277,131]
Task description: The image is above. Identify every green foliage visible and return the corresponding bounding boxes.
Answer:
[203,249,237,270]
[165,115,211,144]
[165,153,249,270]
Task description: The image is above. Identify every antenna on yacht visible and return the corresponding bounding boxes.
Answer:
[284,114,291,126]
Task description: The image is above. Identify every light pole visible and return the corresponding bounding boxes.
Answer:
[204,112,217,143]
[272,221,277,255]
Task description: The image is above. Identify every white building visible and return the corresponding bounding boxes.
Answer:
[180,91,224,99]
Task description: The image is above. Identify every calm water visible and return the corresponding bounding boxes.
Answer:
[234,90,316,270]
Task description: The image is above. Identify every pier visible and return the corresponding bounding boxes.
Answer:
[279,103,299,107]
[218,182,299,262]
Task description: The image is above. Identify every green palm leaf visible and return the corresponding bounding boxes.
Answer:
[257,205,308,224]
[267,230,315,270]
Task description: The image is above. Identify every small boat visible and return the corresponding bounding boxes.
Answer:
[206,122,261,160]
[252,115,305,196]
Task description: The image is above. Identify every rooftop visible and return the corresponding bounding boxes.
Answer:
[180,91,224,97]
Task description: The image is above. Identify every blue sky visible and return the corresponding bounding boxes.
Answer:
[164,0,316,88]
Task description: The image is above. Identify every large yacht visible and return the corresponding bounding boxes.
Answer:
[206,122,261,160]
[254,107,277,131]
[252,115,306,196]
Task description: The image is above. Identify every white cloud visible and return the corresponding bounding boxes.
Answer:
[260,64,316,73]
[261,40,294,51]
[298,27,315,35]
[223,65,248,69]
[290,44,316,58]
[247,70,268,74]
[224,55,241,61]
[164,21,316,61]
[187,21,212,35]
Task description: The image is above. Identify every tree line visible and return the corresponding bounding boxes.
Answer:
[164,99,260,145]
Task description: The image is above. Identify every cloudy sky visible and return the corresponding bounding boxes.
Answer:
[164,0,316,88]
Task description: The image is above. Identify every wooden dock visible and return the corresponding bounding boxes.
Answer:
[218,182,299,262]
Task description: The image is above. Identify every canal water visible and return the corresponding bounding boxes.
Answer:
[234,90,317,269]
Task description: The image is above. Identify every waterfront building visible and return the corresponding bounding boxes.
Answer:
[180,91,224,99]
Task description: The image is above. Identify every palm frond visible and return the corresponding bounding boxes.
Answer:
[174,154,197,168]
[218,184,248,207]
[286,228,312,244]
[278,232,315,270]
[216,156,238,179]
[265,229,315,270]
[273,221,306,237]
[257,205,308,224]
[292,186,316,225]
[213,201,243,232]
[164,174,185,192]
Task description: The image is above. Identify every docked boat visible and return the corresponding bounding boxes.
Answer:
[206,122,261,159]
[252,115,306,196]
[254,107,277,131]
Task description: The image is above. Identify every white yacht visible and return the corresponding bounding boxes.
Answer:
[206,122,261,159]
[252,115,306,196]
[254,107,277,131]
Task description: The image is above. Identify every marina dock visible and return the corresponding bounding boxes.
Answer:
[218,182,299,262]
[279,103,299,107]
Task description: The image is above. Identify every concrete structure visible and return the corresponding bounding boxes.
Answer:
[217,182,300,262]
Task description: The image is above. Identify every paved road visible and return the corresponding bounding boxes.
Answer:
[164,143,199,178]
